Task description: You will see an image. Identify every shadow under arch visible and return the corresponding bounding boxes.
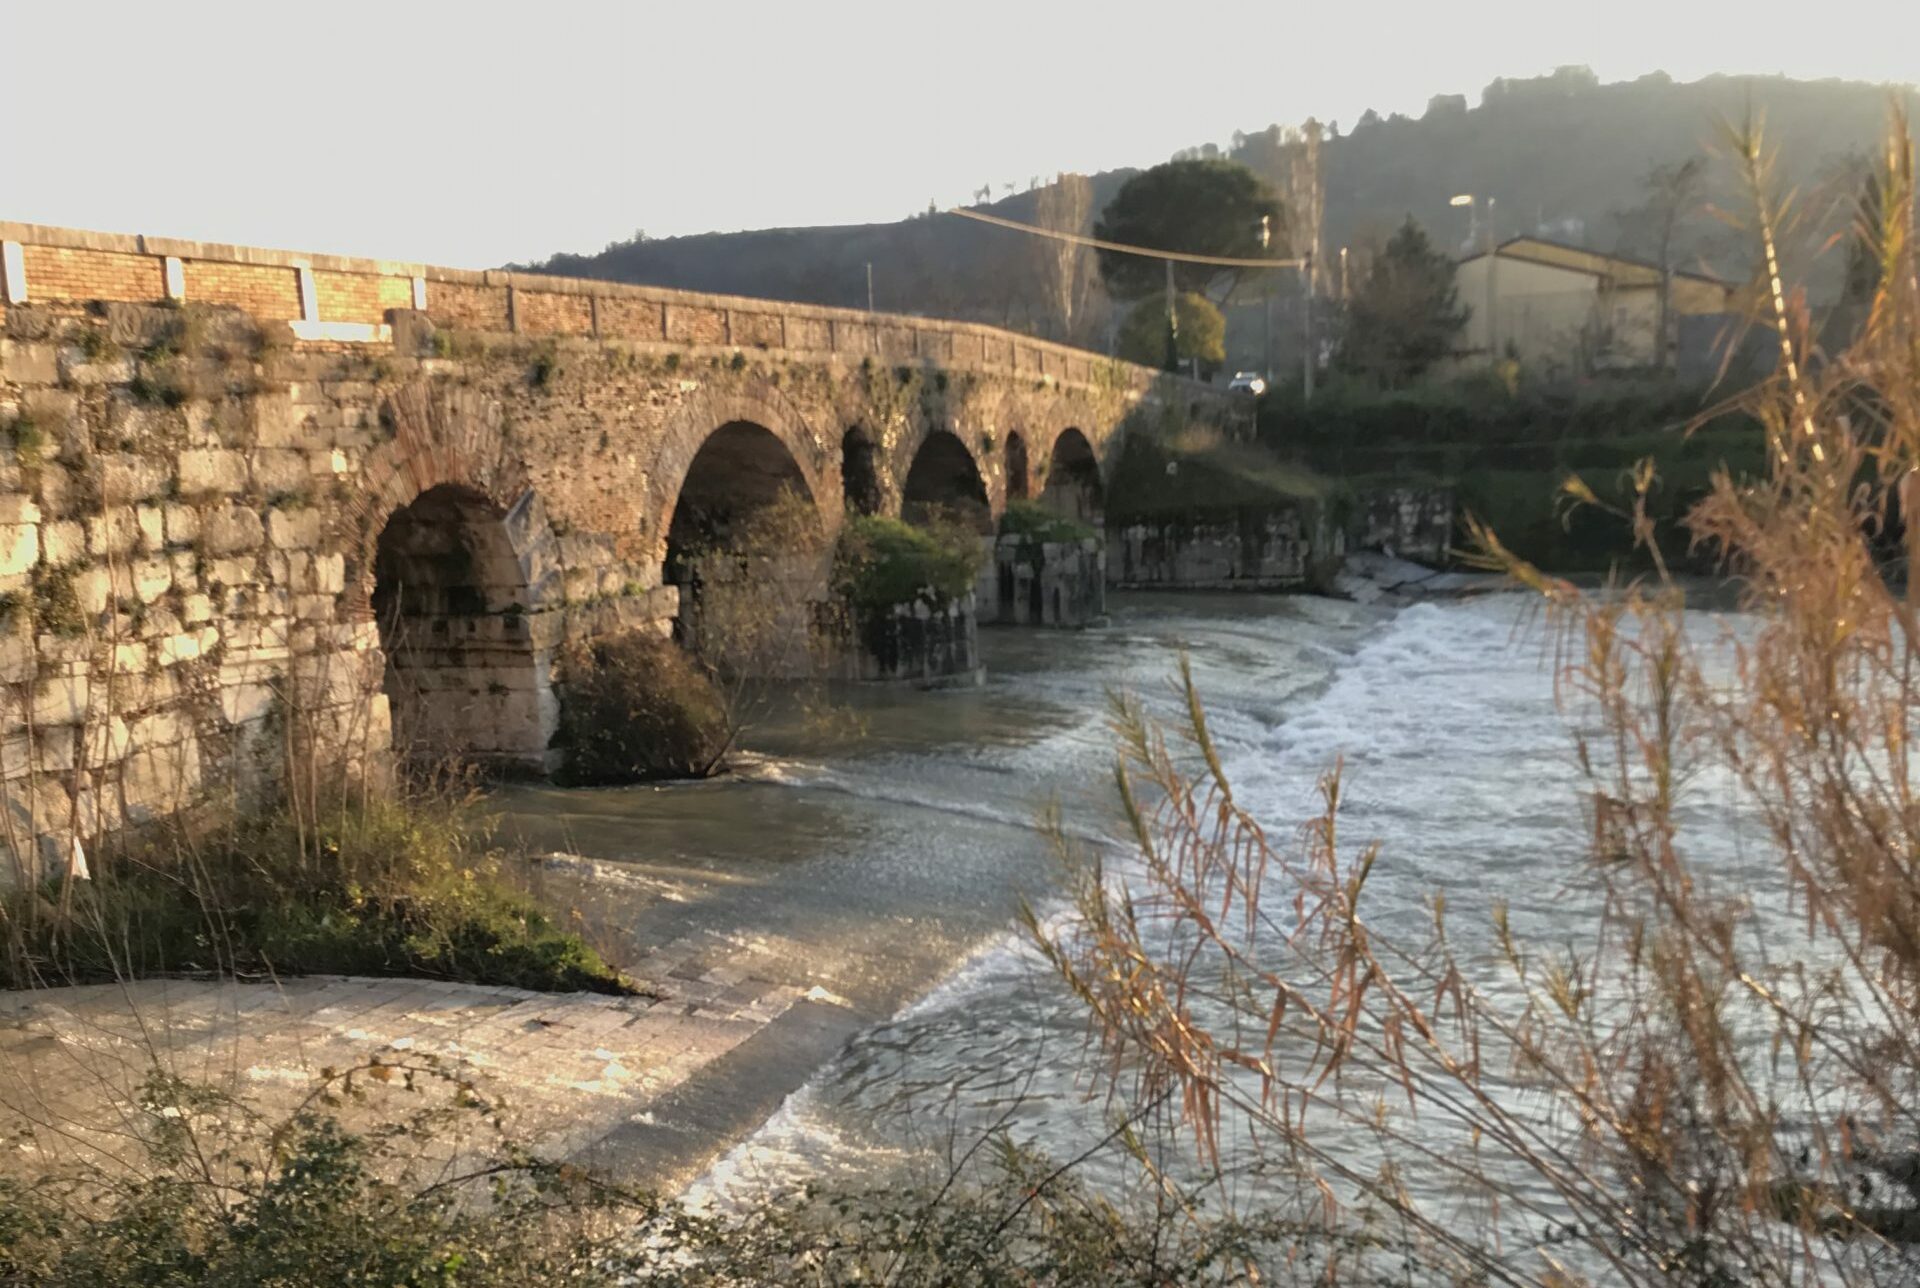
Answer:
[901,430,992,533]
[1041,427,1103,525]
[663,420,827,675]
[371,483,555,773]
[1004,431,1031,502]
[841,426,884,518]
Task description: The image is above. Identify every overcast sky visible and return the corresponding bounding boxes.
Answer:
[6,0,1916,267]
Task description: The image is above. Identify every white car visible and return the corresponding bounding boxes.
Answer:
[1227,371,1267,395]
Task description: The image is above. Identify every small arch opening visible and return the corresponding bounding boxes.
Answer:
[1004,431,1031,502]
[1040,428,1103,526]
[372,484,551,772]
[665,421,825,676]
[841,427,883,517]
[901,431,992,534]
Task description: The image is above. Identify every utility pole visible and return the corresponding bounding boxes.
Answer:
[1485,198,1499,363]
[1164,257,1179,373]
[865,262,874,313]
[1302,250,1316,403]
[1263,284,1273,384]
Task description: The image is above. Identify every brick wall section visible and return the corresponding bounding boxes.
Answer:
[182,261,301,317]
[314,271,409,325]
[730,311,783,349]
[595,295,666,342]
[428,281,510,331]
[664,304,726,346]
[0,222,1189,400]
[786,316,829,351]
[517,289,592,338]
[22,245,165,303]
[879,326,914,360]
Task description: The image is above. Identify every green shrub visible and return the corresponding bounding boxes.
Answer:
[0,1097,1321,1286]
[0,1079,662,1287]
[0,797,635,995]
[833,514,980,612]
[999,499,1097,545]
[555,630,730,784]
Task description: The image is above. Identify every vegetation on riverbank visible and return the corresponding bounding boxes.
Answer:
[0,795,635,995]
[1031,106,1920,1280]
[1259,373,1766,569]
[0,1061,1329,1286]
[1105,421,1328,523]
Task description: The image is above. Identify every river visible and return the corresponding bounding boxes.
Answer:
[496,587,1764,1244]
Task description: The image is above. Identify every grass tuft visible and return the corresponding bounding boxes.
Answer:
[1,796,639,995]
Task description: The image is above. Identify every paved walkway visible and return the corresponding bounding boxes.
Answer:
[0,927,835,1189]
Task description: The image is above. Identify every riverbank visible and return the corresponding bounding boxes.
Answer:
[0,590,1399,1197]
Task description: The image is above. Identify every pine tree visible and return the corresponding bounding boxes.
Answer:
[1336,218,1469,385]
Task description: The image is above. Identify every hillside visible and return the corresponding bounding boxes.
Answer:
[525,172,1134,338]
[526,68,1916,347]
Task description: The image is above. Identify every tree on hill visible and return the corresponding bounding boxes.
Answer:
[1336,218,1468,385]
[1030,173,1102,345]
[1117,291,1226,375]
[1093,159,1286,303]
[1611,155,1708,370]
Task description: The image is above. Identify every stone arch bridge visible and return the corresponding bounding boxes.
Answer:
[0,222,1237,865]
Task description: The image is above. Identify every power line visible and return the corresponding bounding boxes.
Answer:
[945,206,1307,270]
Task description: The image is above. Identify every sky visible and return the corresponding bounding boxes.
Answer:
[5,0,1917,268]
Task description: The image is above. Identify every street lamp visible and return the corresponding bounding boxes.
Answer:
[1453,192,1499,362]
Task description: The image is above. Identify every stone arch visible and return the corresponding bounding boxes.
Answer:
[345,382,568,774]
[901,430,993,534]
[1004,431,1031,502]
[371,484,555,771]
[645,390,832,567]
[841,426,883,518]
[661,420,827,670]
[663,421,821,571]
[1040,426,1103,525]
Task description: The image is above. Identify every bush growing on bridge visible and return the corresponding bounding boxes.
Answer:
[555,629,732,783]
[832,514,981,613]
[998,498,1098,545]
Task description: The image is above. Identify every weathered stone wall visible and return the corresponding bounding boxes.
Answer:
[836,595,981,685]
[1106,487,1456,591]
[1108,507,1338,590]
[0,221,1235,873]
[1352,487,1455,563]
[978,537,1106,627]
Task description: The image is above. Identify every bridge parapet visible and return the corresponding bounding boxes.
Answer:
[0,221,1193,401]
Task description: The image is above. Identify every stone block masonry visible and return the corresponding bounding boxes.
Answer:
[0,220,1240,876]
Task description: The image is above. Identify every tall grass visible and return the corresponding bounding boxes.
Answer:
[1032,104,1920,1284]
